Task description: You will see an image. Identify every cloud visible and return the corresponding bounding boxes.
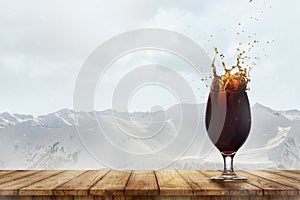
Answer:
[0,0,299,114]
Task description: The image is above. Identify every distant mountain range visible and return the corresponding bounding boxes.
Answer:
[0,103,299,170]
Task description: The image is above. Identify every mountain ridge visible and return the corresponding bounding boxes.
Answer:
[1,102,298,129]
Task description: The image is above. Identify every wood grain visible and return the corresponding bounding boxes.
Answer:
[90,170,132,196]
[93,196,113,200]
[0,171,62,195]
[125,171,158,196]
[246,170,300,191]
[177,170,229,196]
[282,170,300,175]
[19,170,86,196]
[114,196,155,200]
[0,170,299,199]
[0,171,39,185]
[0,171,16,177]
[268,170,300,181]
[199,170,262,196]
[238,170,298,196]
[155,170,193,196]
[53,170,109,196]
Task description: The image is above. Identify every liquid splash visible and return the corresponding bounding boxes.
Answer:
[207,1,273,92]
[210,47,251,92]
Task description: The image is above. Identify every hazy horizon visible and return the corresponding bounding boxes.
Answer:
[1,101,299,117]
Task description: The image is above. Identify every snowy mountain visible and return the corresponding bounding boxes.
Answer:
[280,109,300,120]
[0,103,299,170]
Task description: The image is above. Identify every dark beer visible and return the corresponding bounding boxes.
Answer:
[205,90,251,154]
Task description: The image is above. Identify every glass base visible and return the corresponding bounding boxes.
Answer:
[210,172,246,181]
[209,152,247,181]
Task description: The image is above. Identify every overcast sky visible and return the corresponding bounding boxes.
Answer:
[0,0,299,115]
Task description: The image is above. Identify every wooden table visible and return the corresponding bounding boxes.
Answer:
[0,170,299,200]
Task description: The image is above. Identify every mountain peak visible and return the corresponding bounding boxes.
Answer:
[52,108,74,115]
[253,102,268,109]
[1,111,15,117]
[0,112,20,123]
[252,103,278,113]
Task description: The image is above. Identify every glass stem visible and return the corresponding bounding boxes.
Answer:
[222,153,236,175]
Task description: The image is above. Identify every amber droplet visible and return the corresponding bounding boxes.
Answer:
[214,47,219,54]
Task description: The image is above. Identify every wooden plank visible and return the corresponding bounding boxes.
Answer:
[193,196,212,200]
[279,170,300,175]
[0,170,299,199]
[125,171,158,196]
[157,196,191,200]
[199,170,262,196]
[155,170,193,196]
[53,196,73,200]
[237,170,298,196]
[0,171,16,177]
[115,196,155,200]
[267,197,299,200]
[177,170,229,196]
[19,170,86,196]
[54,170,109,196]
[73,195,114,200]
[209,197,233,200]
[270,170,300,180]
[15,197,52,200]
[0,171,39,185]
[246,170,300,191]
[288,196,300,200]
[90,170,132,196]
[74,196,94,200]
[210,197,256,200]
[249,197,270,200]
[113,197,127,200]
[14,197,107,200]
[92,196,113,200]
[208,196,279,200]
[0,171,63,195]
[0,196,19,200]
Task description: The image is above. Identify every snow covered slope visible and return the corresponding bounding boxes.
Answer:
[0,103,299,170]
